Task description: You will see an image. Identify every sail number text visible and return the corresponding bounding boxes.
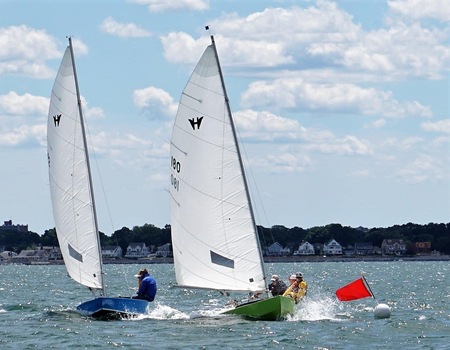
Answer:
[171,156,181,191]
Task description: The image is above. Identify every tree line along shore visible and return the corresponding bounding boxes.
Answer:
[1,221,450,256]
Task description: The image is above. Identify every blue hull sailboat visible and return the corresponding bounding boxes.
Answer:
[47,37,148,319]
[76,297,148,319]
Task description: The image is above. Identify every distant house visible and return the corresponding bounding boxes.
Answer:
[125,242,149,259]
[293,241,315,255]
[313,243,324,255]
[40,246,62,260]
[102,246,123,259]
[155,243,172,257]
[0,251,17,260]
[413,242,431,255]
[12,249,49,264]
[266,242,290,256]
[381,239,407,255]
[323,239,343,255]
[354,242,374,255]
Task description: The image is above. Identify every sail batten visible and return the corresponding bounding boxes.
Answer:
[170,40,266,292]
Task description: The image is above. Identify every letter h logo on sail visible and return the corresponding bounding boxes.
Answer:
[53,114,62,127]
[189,116,203,130]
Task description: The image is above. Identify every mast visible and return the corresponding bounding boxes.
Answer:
[209,33,268,283]
[68,37,106,296]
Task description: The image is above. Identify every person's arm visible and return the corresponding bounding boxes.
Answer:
[137,278,148,295]
[296,282,307,301]
[282,283,294,297]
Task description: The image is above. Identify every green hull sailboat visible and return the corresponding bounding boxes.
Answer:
[169,30,295,321]
[223,296,294,321]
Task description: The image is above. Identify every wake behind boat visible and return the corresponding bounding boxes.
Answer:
[47,37,148,319]
[169,30,294,321]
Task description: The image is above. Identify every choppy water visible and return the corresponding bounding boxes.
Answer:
[1,261,449,349]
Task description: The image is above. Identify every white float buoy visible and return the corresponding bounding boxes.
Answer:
[374,303,391,318]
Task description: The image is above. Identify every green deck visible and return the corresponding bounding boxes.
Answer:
[222,295,295,321]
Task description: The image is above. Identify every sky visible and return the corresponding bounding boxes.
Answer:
[1,0,449,235]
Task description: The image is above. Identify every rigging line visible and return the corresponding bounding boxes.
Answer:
[84,116,137,292]
[79,104,139,295]
[82,105,116,234]
[233,118,274,248]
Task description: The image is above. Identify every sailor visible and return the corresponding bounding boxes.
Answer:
[268,274,287,296]
[132,268,157,302]
[287,273,296,286]
[282,272,308,303]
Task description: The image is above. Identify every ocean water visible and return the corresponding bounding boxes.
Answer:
[0,261,449,349]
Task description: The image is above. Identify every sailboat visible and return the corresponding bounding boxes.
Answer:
[169,32,294,321]
[47,37,148,319]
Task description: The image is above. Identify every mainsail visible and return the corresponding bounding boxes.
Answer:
[47,39,103,291]
[169,39,266,292]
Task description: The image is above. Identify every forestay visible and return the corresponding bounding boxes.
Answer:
[169,44,266,292]
[47,45,103,290]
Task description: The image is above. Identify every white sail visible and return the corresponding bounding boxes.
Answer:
[47,44,103,290]
[169,41,266,292]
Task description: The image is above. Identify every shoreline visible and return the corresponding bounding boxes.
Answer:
[262,254,450,263]
[100,254,450,264]
[3,254,448,266]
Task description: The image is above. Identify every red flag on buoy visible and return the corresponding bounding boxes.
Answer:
[336,277,374,301]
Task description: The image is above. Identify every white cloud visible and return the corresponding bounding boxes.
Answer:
[133,86,177,119]
[241,78,432,118]
[89,131,152,156]
[161,31,292,67]
[265,152,313,173]
[0,91,48,116]
[388,0,450,21]
[234,109,304,141]
[160,32,209,65]
[305,134,373,156]
[161,2,450,80]
[130,0,209,12]
[233,109,372,164]
[99,17,151,38]
[0,123,46,147]
[366,119,387,129]
[70,38,89,57]
[421,119,450,134]
[309,22,450,79]
[79,96,104,120]
[394,154,444,183]
[79,129,169,172]
[0,91,103,148]
[380,136,423,152]
[251,131,372,174]
[209,2,360,43]
[0,26,88,79]
[0,25,61,78]
[162,32,291,67]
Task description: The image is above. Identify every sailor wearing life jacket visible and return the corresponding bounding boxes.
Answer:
[282,272,307,303]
